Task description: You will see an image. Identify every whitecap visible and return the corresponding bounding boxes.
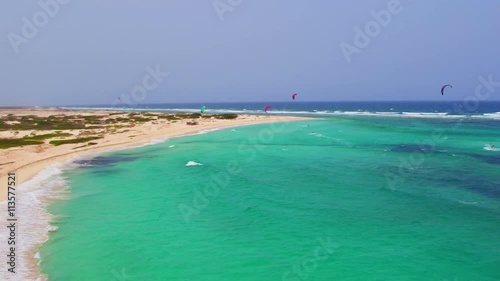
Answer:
[484,145,500,151]
[458,200,479,205]
[186,161,203,166]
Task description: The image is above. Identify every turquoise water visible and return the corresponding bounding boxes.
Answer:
[40,117,500,281]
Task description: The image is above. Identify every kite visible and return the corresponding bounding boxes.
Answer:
[441,84,452,95]
[292,93,297,100]
[264,106,271,113]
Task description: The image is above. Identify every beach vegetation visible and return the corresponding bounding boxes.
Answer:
[114,117,131,122]
[0,115,106,131]
[213,113,238,119]
[158,114,180,120]
[0,138,44,149]
[72,141,98,149]
[129,117,150,122]
[49,136,103,146]
[23,133,73,140]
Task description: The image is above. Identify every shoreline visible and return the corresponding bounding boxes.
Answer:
[0,108,313,281]
[0,108,313,201]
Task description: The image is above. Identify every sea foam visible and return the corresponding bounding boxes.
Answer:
[484,145,500,151]
[0,161,72,281]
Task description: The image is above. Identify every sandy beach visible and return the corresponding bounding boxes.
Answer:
[0,108,310,202]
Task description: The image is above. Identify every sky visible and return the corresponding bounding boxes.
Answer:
[1,0,499,106]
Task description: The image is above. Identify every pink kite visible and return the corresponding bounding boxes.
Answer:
[292,93,297,100]
[264,106,272,113]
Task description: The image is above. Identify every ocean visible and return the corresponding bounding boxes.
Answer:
[12,102,500,280]
[62,101,500,119]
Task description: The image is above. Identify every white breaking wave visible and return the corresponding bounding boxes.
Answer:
[186,161,203,166]
[145,137,170,146]
[458,200,480,205]
[484,145,500,151]
[308,132,354,146]
[0,161,75,281]
[308,132,325,137]
[483,112,500,119]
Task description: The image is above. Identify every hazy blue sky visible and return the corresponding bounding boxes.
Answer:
[1,0,499,106]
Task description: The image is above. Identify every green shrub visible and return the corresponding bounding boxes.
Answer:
[213,114,238,119]
[0,139,43,149]
[49,136,103,146]
[24,133,72,140]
